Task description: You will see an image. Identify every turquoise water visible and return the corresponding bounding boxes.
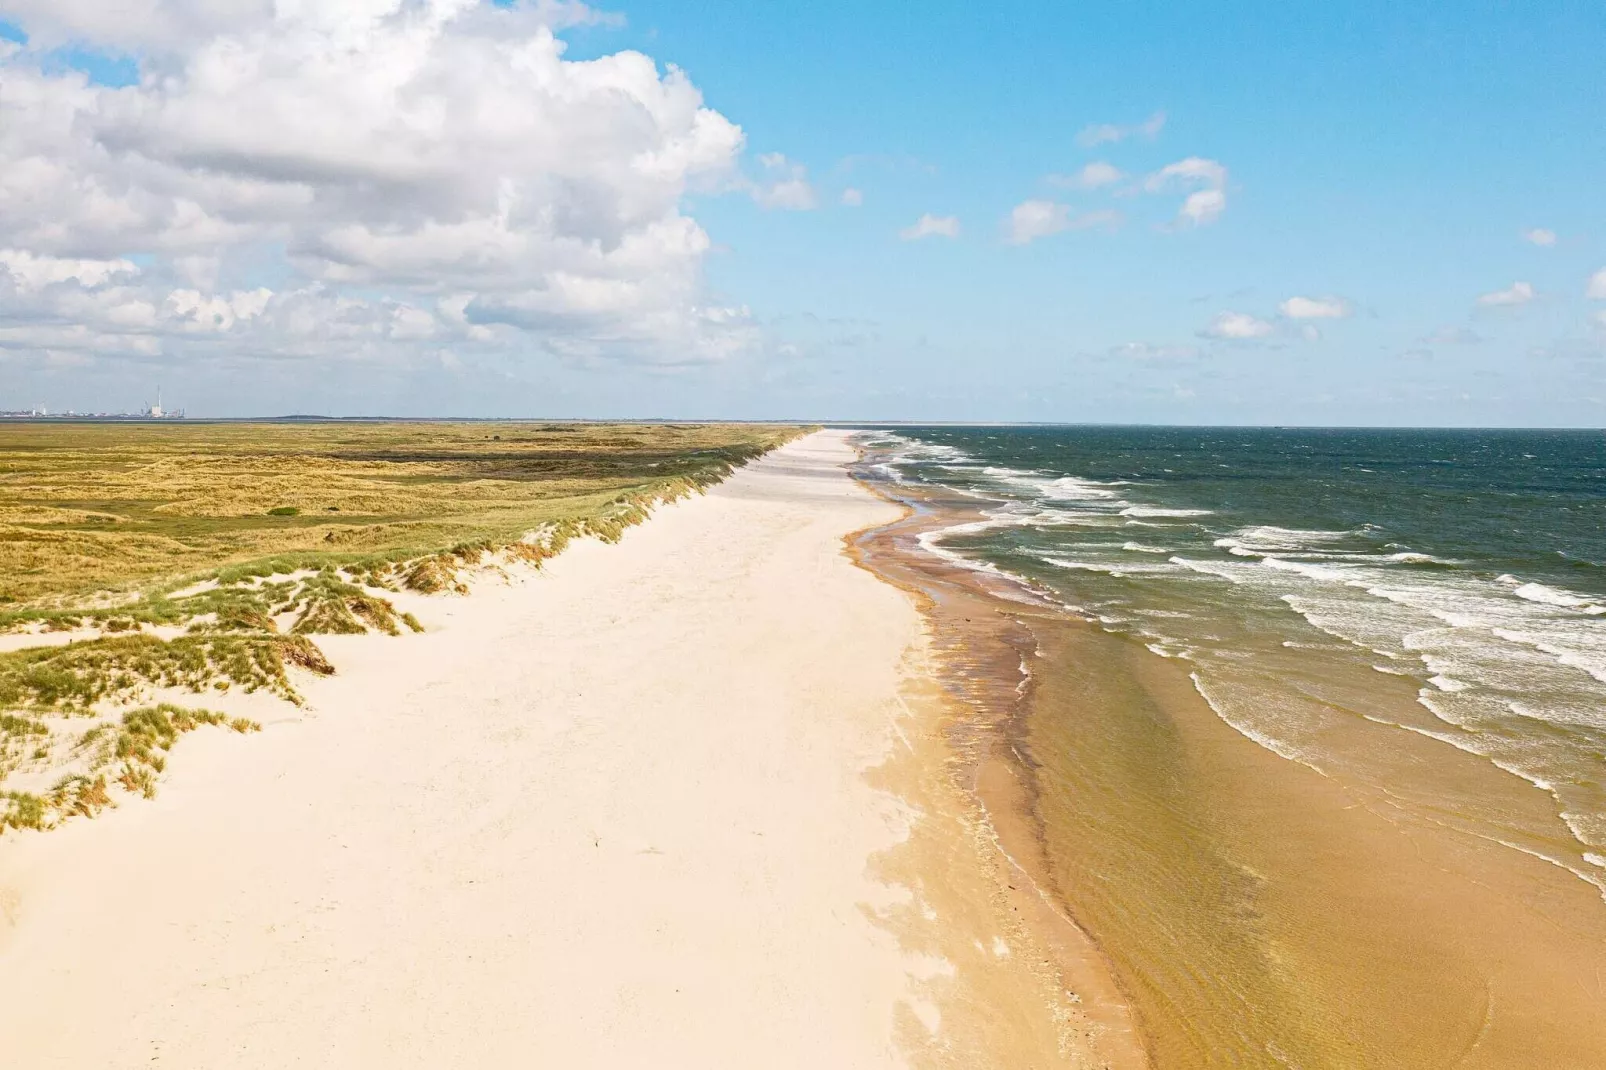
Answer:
[866,426,1606,894]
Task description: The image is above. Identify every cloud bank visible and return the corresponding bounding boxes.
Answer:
[0,0,758,376]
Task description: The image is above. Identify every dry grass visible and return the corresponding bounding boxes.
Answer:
[0,420,802,832]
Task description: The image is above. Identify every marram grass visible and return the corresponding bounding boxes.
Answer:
[0,420,803,833]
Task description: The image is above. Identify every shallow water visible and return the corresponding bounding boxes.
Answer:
[857,425,1606,1067]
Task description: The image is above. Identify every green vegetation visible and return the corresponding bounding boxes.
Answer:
[0,420,795,608]
[1,703,259,830]
[0,420,801,833]
[0,633,333,712]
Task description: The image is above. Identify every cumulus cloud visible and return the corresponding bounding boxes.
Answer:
[1076,111,1165,148]
[1477,281,1536,307]
[1200,311,1274,340]
[1005,201,1119,245]
[1523,228,1557,247]
[900,214,960,241]
[1278,295,1350,320]
[840,187,863,207]
[0,0,761,370]
[1588,268,1606,300]
[0,0,621,51]
[1145,157,1229,227]
[0,250,140,291]
[1047,161,1123,190]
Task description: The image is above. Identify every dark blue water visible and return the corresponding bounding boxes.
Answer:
[867,426,1606,893]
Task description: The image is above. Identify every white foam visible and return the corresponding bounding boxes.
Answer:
[1119,505,1213,518]
[1512,581,1606,614]
[1216,525,1356,554]
[1260,557,1351,583]
[1188,672,1327,774]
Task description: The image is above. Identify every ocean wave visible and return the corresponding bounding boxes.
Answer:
[1491,628,1606,687]
[1188,672,1325,772]
[968,465,1129,505]
[1260,557,1353,582]
[1119,505,1214,518]
[1510,581,1606,614]
[1036,554,1187,578]
[1214,525,1359,555]
[1169,556,1249,583]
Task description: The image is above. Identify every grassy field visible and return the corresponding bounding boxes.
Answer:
[0,420,801,832]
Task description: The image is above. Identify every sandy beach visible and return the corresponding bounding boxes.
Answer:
[0,431,967,1068]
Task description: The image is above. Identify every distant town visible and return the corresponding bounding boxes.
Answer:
[0,389,185,420]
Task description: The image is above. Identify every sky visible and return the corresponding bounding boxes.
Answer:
[0,0,1603,424]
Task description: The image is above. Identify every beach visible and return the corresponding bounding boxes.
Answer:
[0,430,1121,1068]
[0,430,909,1066]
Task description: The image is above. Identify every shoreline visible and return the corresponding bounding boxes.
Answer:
[850,434,1606,1067]
[1,430,1042,1068]
[846,456,1152,1069]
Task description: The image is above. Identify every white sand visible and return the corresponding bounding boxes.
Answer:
[0,430,931,1068]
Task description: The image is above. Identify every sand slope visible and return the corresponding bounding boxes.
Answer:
[0,430,927,1068]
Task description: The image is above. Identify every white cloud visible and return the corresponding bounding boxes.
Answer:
[1588,268,1606,300]
[0,0,620,52]
[840,187,863,207]
[900,214,960,241]
[0,1,759,367]
[1145,157,1229,227]
[1076,111,1165,148]
[1201,311,1274,340]
[1477,281,1536,307]
[1005,201,1119,245]
[1523,228,1557,247]
[751,153,818,211]
[1145,157,1228,192]
[1047,161,1123,190]
[1178,189,1226,226]
[1279,295,1350,320]
[0,250,140,290]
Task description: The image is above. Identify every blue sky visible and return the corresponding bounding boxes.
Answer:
[0,0,1603,423]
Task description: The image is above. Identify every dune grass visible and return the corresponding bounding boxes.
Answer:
[0,420,796,610]
[0,419,802,832]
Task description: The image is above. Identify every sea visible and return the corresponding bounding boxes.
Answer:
[855,424,1606,1068]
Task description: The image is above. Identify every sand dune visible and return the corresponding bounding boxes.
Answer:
[0,430,932,1068]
